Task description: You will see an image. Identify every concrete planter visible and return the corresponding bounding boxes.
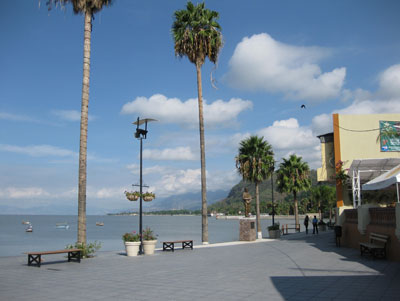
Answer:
[125,241,140,256]
[143,240,157,255]
[268,229,281,239]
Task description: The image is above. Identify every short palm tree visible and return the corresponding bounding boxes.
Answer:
[312,185,336,222]
[46,0,113,245]
[276,154,311,227]
[172,2,223,244]
[236,136,274,239]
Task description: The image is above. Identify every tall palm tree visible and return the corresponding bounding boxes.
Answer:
[172,2,222,244]
[236,136,274,239]
[46,0,113,245]
[276,154,311,227]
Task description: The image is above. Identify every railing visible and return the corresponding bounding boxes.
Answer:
[344,209,358,224]
[369,207,396,227]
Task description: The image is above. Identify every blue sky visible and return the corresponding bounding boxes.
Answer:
[1,0,400,214]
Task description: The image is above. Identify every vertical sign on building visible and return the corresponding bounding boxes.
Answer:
[380,120,400,152]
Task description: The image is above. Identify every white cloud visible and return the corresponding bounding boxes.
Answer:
[312,64,400,135]
[127,164,168,175]
[0,112,39,122]
[124,165,240,198]
[225,33,346,102]
[143,146,196,161]
[51,110,95,122]
[378,64,400,98]
[0,187,50,199]
[258,118,317,150]
[120,94,252,127]
[0,144,76,157]
[257,118,321,168]
[312,113,332,136]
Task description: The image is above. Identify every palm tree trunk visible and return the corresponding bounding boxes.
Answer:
[196,61,208,244]
[77,10,92,245]
[255,182,261,239]
[294,191,299,227]
[319,201,322,220]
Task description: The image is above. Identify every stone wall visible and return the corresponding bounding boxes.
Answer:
[341,204,400,261]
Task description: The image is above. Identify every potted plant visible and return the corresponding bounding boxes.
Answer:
[122,231,140,256]
[143,192,155,202]
[267,222,281,239]
[318,220,327,232]
[125,191,140,201]
[142,227,157,255]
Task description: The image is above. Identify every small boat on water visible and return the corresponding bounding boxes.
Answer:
[22,221,30,225]
[96,222,104,226]
[56,222,70,229]
[26,224,33,232]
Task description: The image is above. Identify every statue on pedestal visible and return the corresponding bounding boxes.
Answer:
[242,188,252,218]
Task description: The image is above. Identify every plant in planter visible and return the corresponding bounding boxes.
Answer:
[122,231,140,256]
[143,192,156,202]
[142,227,157,255]
[125,191,141,201]
[267,222,281,239]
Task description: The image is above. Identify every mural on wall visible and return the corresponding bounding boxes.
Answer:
[380,121,400,152]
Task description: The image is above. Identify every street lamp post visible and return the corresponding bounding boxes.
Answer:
[133,117,156,255]
[271,162,275,226]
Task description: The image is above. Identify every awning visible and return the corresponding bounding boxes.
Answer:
[362,164,400,190]
[349,158,400,184]
[348,158,400,207]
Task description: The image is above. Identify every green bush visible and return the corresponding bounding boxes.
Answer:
[267,222,280,231]
[122,231,140,242]
[66,241,102,258]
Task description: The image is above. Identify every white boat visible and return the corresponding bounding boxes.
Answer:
[26,224,33,232]
[96,222,104,226]
[22,221,30,225]
[56,223,70,229]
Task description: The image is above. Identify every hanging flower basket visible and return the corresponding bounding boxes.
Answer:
[125,191,140,201]
[143,192,156,202]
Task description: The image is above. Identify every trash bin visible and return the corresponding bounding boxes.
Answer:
[334,226,342,247]
[334,225,342,237]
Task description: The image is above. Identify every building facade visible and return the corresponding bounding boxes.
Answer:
[318,113,400,207]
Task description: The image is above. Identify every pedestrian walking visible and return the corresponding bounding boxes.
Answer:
[312,215,318,234]
[304,215,309,234]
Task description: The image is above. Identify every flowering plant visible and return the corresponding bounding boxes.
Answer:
[125,191,141,201]
[122,231,140,242]
[143,192,156,198]
[142,227,157,240]
[334,160,350,184]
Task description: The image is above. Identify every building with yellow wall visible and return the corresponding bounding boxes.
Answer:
[317,113,400,208]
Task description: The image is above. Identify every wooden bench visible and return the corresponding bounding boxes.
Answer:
[281,224,300,235]
[26,249,81,267]
[360,233,389,259]
[163,240,193,252]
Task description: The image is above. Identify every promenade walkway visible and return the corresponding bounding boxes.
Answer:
[1,230,400,300]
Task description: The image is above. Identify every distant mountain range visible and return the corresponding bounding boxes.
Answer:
[145,189,230,211]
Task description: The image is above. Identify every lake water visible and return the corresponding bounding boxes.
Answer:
[0,215,305,257]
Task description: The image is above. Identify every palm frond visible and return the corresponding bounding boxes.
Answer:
[45,0,113,14]
[172,1,223,66]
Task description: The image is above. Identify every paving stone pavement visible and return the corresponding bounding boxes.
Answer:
[1,230,400,301]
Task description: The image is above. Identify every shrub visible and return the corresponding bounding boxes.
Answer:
[267,222,280,231]
[122,231,140,242]
[66,241,102,258]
